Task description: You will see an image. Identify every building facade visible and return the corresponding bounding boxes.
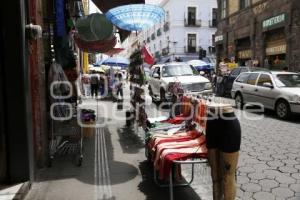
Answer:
[122,0,218,63]
[216,0,300,71]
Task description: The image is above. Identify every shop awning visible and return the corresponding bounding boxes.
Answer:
[74,34,117,53]
[91,0,145,41]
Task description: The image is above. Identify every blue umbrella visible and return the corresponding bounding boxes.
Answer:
[187,60,212,71]
[101,56,129,68]
[105,4,165,31]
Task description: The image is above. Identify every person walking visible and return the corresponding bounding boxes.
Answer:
[90,72,99,98]
[115,73,124,100]
[81,73,91,97]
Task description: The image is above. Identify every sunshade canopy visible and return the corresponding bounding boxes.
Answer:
[187,60,212,71]
[91,0,145,41]
[105,4,165,31]
[101,56,129,68]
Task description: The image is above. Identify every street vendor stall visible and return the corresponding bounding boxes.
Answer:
[144,91,241,200]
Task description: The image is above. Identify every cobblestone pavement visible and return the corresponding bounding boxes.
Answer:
[178,98,300,200]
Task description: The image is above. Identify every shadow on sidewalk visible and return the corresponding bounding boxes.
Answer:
[117,125,144,154]
[33,125,139,186]
[138,161,203,200]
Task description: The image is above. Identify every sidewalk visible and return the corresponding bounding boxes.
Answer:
[25,85,208,200]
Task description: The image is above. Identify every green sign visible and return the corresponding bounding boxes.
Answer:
[263,14,286,28]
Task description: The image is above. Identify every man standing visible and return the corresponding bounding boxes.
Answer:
[81,73,90,97]
[90,71,99,98]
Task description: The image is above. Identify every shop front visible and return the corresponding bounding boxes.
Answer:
[215,34,225,64]
[262,13,287,70]
[265,39,287,70]
[235,37,252,66]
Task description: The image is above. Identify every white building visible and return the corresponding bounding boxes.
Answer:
[134,0,218,63]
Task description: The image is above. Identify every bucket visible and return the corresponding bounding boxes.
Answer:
[82,121,95,138]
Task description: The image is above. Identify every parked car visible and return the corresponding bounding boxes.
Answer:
[148,62,212,102]
[216,66,269,97]
[231,71,300,119]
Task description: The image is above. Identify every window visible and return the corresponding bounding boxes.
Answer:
[257,74,273,87]
[240,67,249,73]
[247,73,259,85]
[188,7,196,25]
[166,11,170,21]
[240,0,250,9]
[211,8,218,27]
[187,34,197,53]
[230,68,241,77]
[162,64,196,77]
[153,67,160,77]
[212,34,215,44]
[236,73,250,83]
[275,74,300,87]
[221,0,227,19]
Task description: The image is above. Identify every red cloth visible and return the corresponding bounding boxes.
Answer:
[161,116,185,124]
[148,130,200,151]
[142,46,155,65]
[181,96,192,117]
[154,134,206,170]
[159,144,207,180]
[194,100,207,130]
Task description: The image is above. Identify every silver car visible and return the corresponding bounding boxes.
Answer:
[231,71,300,119]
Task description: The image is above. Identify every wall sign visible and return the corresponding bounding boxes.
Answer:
[263,13,286,28]
[238,50,252,59]
[215,35,224,42]
[266,44,286,56]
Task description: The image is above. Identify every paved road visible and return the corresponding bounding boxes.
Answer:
[180,98,300,200]
[25,85,300,200]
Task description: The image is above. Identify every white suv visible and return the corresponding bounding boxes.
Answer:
[232,71,300,119]
[148,62,212,102]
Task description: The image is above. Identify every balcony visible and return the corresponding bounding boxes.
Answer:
[184,19,201,27]
[163,22,170,32]
[209,19,217,28]
[157,28,162,37]
[151,33,156,40]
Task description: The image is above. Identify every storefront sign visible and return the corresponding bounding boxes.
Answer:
[238,50,252,59]
[215,35,224,42]
[263,14,286,28]
[266,44,286,55]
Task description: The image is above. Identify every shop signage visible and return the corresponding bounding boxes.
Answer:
[266,44,286,55]
[215,35,224,42]
[263,14,286,28]
[238,50,252,59]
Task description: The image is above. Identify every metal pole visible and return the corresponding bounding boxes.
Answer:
[169,168,174,200]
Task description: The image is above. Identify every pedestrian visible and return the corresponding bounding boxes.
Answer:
[81,73,90,97]
[115,73,124,100]
[283,66,288,72]
[99,71,106,97]
[90,71,99,98]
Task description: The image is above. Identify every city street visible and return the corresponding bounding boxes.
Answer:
[24,85,300,200]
